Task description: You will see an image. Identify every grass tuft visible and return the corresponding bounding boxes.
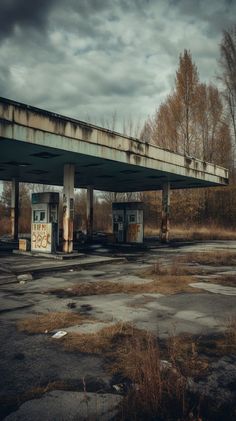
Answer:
[49,274,198,298]
[61,322,144,355]
[17,312,93,334]
[182,251,236,266]
[145,224,236,241]
[225,316,236,349]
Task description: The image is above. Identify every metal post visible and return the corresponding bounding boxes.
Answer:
[86,186,94,240]
[11,178,19,240]
[160,182,170,243]
[63,164,75,253]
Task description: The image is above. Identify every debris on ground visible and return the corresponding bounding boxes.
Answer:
[52,331,68,339]
[17,274,33,283]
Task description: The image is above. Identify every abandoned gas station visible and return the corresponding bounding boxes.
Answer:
[0,97,229,253]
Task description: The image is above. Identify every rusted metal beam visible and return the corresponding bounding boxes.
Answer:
[11,178,19,240]
[86,186,93,240]
[63,164,75,253]
[160,182,170,243]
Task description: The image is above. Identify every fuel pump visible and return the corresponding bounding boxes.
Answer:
[31,192,59,253]
[112,202,144,243]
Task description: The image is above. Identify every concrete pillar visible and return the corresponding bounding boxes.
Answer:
[63,164,75,253]
[11,178,19,240]
[160,182,170,243]
[86,186,94,240]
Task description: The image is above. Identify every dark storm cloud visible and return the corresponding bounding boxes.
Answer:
[172,0,236,36]
[0,0,235,129]
[0,0,57,41]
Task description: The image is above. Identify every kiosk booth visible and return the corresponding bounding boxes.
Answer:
[31,192,59,253]
[112,202,144,243]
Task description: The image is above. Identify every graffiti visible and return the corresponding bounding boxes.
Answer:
[127,223,141,242]
[31,223,52,252]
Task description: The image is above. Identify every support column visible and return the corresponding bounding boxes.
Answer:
[11,178,19,240]
[86,186,94,240]
[63,164,75,253]
[160,182,170,243]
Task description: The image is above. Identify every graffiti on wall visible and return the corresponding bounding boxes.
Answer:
[127,223,141,243]
[31,223,52,252]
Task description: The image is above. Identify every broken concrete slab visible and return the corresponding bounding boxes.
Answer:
[0,274,17,285]
[13,250,86,260]
[0,294,33,313]
[174,310,220,328]
[107,274,154,285]
[0,254,126,277]
[190,282,236,296]
[4,390,122,421]
[65,321,117,334]
[1,240,236,421]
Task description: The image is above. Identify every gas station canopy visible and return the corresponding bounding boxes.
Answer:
[0,97,229,192]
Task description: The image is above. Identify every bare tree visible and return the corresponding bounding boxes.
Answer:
[220,26,236,144]
[142,50,200,156]
[195,83,231,166]
[142,50,231,165]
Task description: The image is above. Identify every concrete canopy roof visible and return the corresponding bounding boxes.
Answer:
[0,97,229,192]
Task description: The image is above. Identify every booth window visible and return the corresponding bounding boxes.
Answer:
[40,211,46,221]
[33,210,38,222]
[129,214,135,222]
[33,210,46,222]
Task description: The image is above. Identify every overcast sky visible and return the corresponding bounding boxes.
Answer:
[0,0,235,131]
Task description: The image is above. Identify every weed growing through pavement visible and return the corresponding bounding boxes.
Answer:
[61,322,207,420]
[17,312,94,334]
[225,316,236,350]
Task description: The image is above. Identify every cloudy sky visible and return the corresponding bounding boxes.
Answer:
[0,0,235,131]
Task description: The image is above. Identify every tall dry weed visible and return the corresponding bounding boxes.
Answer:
[119,332,202,421]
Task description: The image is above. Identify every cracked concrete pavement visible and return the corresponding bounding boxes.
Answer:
[1,241,236,420]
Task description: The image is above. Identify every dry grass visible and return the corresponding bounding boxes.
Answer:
[119,326,236,420]
[140,258,190,277]
[57,319,235,420]
[61,322,207,377]
[172,225,236,241]
[62,322,146,355]
[206,274,236,287]
[139,254,236,288]
[119,335,203,421]
[63,322,205,420]
[17,311,93,334]
[225,316,236,349]
[145,224,236,240]
[182,251,236,266]
[50,274,198,298]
